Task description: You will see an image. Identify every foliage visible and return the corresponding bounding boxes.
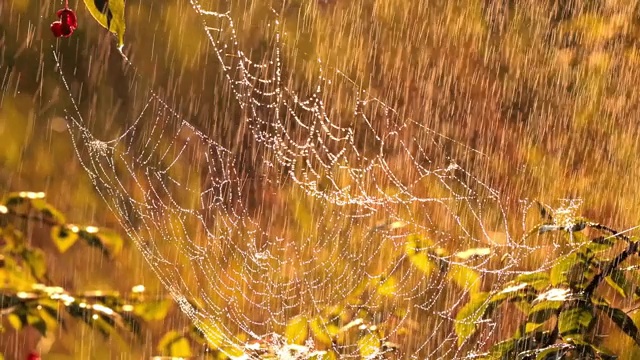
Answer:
[0,191,208,358]
[455,203,640,359]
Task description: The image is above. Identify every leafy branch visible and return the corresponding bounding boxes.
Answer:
[455,204,640,359]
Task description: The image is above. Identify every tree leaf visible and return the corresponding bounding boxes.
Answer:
[454,247,491,260]
[596,303,640,347]
[377,276,397,297]
[447,264,481,294]
[558,305,595,341]
[455,292,491,345]
[133,298,173,321]
[588,236,616,252]
[78,229,124,257]
[534,345,565,360]
[405,234,436,276]
[549,252,594,289]
[30,200,66,224]
[7,313,22,330]
[357,333,380,358]
[285,315,308,345]
[310,317,333,346]
[513,272,550,292]
[526,299,564,334]
[81,0,127,48]
[157,330,193,357]
[50,226,79,253]
[605,269,630,298]
[22,249,47,281]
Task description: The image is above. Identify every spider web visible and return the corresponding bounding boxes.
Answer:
[54,0,576,358]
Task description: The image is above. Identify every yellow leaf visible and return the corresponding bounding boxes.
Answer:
[7,313,22,330]
[377,276,397,297]
[82,0,127,49]
[358,333,381,358]
[285,315,308,345]
[50,226,79,253]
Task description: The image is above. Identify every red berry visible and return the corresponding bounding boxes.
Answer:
[26,352,40,360]
[51,6,77,39]
[56,8,77,30]
[51,21,64,37]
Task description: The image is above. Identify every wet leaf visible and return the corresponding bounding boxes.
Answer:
[7,313,22,330]
[534,345,564,360]
[30,200,66,224]
[22,249,47,280]
[447,264,481,294]
[558,305,595,341]
[310,317,333,346]
[605,269,630,298]
[454,247,491,260]
[357,332,380,358]
[526,299,563,333]
[550,252,594,289]
[133,298,173,321]
[405,234,436,276]
[377,276,397,297]
[50,225,79,253]
[78,229,124,257]
[513,272,550,291]
[455,292,491,345]
[596,303,640,347]
[588,236,616,252]
[285,315,308,345]
[27,312,47,335]
[157,330,193,357]
[81,0,127,48]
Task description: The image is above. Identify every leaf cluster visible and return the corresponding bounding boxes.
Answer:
[456,204,640,359]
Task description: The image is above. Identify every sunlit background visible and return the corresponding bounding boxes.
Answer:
[1,0,640,358]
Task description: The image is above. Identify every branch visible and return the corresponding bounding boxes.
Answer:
[584,238,639,296]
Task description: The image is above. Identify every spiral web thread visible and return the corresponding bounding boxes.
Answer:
[54,1,584,358]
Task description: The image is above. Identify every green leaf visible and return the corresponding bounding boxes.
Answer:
[569,339,617,360]
[605,269,631,298]
[526,299,564,333]
[596,303,640,347]
[549,252,594,289]
[558,305,595,341]
[357,333,380,358]
[157,330,193,357]
[485,332,555,360]
[588,236,616,252]
[513,272,550,292]
[133,298,172,321]
[455,292,491,345]
[534,345,565,360]
[285,315,308,345]
[50,226,80,253]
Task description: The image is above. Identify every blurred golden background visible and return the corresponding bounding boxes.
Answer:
[2,0,640,358]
